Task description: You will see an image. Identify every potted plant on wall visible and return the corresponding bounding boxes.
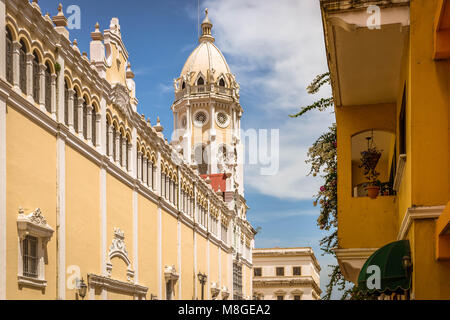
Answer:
[360,134,383,199]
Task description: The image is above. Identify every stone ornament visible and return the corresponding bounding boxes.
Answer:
[106,228,135,282]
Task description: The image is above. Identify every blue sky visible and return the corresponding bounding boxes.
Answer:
[38,0,340,298]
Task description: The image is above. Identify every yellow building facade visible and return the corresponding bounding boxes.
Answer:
[320,0,450,299]
[0,0,256,300]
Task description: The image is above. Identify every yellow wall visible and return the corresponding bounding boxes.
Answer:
[181,223,194,299]
[336,103,398,249]
[6,107,57,299]
[65,146,101,299]
[137,195,158,297]
[161,211,178,299]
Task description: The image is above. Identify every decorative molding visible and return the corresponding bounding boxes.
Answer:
[106,228,135,282]
[17,275,47,289]
[398,205,446,240]
[164,265,179,282]
[88,273,148,298]
[17,208,54,242]
[334,248,377,284]
[211,282,220,300]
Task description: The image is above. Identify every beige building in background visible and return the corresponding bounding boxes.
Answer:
[252,248,321,300]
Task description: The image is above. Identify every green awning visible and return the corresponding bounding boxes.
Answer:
[357,240,411,294]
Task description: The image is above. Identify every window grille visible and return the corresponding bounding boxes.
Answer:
[23,236,38,278]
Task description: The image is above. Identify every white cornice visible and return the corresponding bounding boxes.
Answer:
[398,205,446,240]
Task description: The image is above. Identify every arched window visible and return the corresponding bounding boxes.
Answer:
[91,105,97,146]
[73,90,79,132]
[6,28,13,84]
[19,40,27,93]
[82,98,88,140]
[125,139,129,170]
[32,52,40,103]
[182,81,186,90]
[197,77,204,86]
[44,62,51,113]
[219,78,225,87]
[64,81,69,125]
[195,145,208,175]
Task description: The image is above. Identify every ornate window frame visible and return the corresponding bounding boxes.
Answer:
[215,111,230,128]
[17,208,54,289]
[164,265,179,300]
[106,228,135,282]
[193,109,209,128]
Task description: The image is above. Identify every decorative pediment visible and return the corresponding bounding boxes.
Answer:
[210,282,221,299]
[221,286,230,300]
[164,265,179,282]
[106,228,135,282]
[17,208,54,244]
[111,84,132,119]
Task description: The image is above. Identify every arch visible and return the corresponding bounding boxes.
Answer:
[43,58,55,75]
[82,93,91,106]
[72,81,83,97]
[181,81,186,89]
[91,100,100,114]
[196,75,205,86]
[5,16,19,40]
[31,47,44,65]
[64,75,73,89]
[17,30,32,53]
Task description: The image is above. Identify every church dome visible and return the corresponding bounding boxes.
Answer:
[179,9,231,85]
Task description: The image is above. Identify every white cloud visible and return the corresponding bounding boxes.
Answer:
[204,0,335,201]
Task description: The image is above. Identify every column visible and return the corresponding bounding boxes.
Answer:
[143,156,148,185]
[95,113,101,147]
[50,74,57,117]
[127,141,132,173]
[67,89,75,129]
[56,55,65,124]
[38,64,46,107]
[121,137,127,168]
[86,105,93,142]
[107,125,113,158]
[114,132,120,163]
[77,97,84,134]
[25,53,33,98]
[137,151,142,181]
[12,42,20,88]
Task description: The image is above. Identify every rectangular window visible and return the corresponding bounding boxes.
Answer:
[23,236,38,278]
[276,267,284,276]
[294,295,301,300]
[254,268,262,277]
[293,266,301,276]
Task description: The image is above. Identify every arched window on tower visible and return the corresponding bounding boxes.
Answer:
[219,78,225,87]
[44,62,51,113]
[64,81,69,126]
[19,40,27,93]
[32,52,40,103]
[6,28,13,84]
[197,77,204,86]
[182,81,186,90]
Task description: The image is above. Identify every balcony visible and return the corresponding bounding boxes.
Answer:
[174,84,234,101]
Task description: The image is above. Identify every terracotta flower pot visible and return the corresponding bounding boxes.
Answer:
[366,186,380,199]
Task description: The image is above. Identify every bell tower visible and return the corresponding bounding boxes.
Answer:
[171,9,245,198]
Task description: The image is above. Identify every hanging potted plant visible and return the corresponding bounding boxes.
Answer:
[360,134,383,199]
